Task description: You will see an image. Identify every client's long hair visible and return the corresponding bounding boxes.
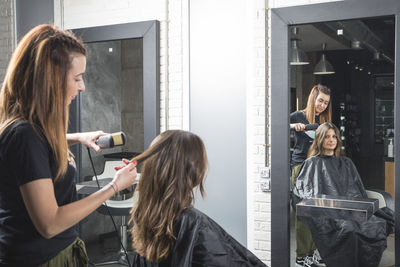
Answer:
[129,130,208,263]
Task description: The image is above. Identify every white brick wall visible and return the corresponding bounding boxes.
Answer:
[247,0,269,264]
[0,0,14,83]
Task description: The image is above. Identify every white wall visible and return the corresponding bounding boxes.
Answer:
[63,0,165,29]
[189,0,248,246]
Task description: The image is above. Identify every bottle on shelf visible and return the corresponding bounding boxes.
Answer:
[388,138,394,158]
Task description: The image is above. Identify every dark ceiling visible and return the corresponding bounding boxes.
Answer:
[292,15,395,63]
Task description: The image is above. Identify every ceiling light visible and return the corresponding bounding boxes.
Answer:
[290,27,310,65]
[313,43,335,75]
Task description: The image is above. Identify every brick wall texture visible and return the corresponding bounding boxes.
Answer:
[0,0,14,83]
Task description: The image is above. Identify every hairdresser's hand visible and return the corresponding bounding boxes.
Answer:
[114,158,131,171]
[80,131,107,152]
[112,162,137,192]
[291,123,306,132]
[67,131,107,152]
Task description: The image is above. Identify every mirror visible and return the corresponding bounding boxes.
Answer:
[270,1,400,266]
[80,39,144,177]
[68,21,160,245]
[289,16,395,266]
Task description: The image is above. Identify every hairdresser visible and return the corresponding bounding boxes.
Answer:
[0,24,137,267]
[289,84,331,266]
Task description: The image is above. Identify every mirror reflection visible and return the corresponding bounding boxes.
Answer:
[289,16,395,267]
[80,39,144,178]
[78,38,144,243]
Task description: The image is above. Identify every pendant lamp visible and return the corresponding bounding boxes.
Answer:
[313,43,335,75]
[290,27,310,65]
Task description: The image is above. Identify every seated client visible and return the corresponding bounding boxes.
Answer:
[293,122,394,267]
[127,130,266,267]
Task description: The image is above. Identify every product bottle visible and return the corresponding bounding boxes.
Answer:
[388,138,394,158]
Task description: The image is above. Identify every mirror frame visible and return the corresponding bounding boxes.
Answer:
[270,1,400,266]
[69,20,160,181]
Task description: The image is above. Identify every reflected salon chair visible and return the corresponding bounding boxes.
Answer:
[91,159,140,266]
[365,189,394,211]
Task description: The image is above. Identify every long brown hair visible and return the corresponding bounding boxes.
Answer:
[302,84,332,124]
[0,24,86,181]
[130,130,208,263]
[308,122,342,157]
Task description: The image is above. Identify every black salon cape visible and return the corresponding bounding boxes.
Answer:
[293,155,394,267]
[132,208,267,267]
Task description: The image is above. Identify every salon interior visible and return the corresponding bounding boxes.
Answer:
[290,16,395,196]
[3,0,400,266]
[289,16,395,266]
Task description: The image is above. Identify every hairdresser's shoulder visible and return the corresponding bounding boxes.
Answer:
[10,121,41,136]
[3,121,46,142]
[290,110,304,116]
[290,110,305,121]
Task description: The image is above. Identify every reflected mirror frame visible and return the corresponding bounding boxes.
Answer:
[270,1,400,266]
[69,21,160,181]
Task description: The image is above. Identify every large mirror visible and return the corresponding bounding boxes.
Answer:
[289,16,394,266]
[80,38,144,178]
[69,20,160,179]
[270,1,400,266]
[68,20,160,251]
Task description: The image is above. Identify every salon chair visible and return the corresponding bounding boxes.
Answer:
[89,153,140,266]
[365,189,394,211]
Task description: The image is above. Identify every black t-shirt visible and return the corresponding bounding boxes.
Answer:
[0,122,78,267]
[290,111,320,168]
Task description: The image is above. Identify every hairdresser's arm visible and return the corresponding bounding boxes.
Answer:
[19,163,137,239]
[290,123,306,132]
[67,131,107,152]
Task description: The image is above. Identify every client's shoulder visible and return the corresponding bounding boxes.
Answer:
[179,208,207,221]
[338,156,356,165]
[304,155,322,164]
[176,208,218,228]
